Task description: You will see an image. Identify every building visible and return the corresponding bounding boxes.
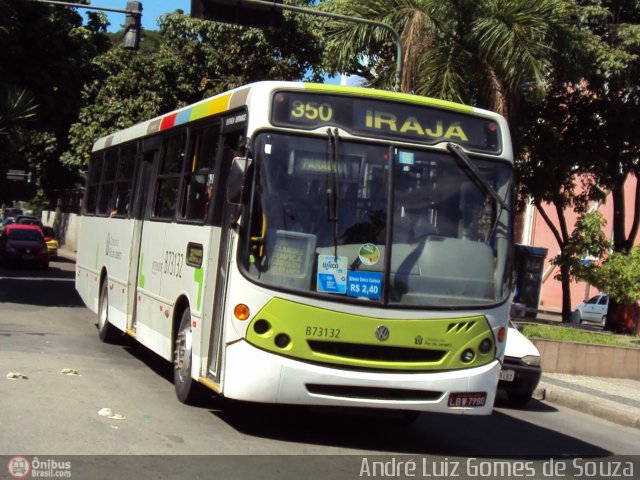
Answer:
[520,175,639,313]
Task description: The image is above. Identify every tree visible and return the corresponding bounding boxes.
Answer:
[63,6,324,168]
[589,246,640,334]
[516,0,640,326]
[517,79,607,321]
[319,0,571,121]
[0,0,111,206]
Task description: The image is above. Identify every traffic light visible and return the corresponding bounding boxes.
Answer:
[191,0,283,29]
[123,1,142,49]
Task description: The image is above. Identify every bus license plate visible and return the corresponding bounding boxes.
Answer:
[448,392,487,407]
[499,369,515,382]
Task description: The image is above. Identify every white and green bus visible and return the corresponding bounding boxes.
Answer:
[76,81,513,416]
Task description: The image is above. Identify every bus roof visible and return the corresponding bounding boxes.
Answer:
[92,81,502,152]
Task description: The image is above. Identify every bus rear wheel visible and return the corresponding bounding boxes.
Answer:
[174,308,199,404]
[98,280,119,343]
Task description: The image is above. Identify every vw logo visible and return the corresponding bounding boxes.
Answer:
[375,325,389,341]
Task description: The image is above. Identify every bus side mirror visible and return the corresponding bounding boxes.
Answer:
[227,156,251,206]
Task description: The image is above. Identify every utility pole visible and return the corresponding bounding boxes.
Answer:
[23,0,143,49]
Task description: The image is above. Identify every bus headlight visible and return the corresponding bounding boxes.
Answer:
[274,333,291,349]
[478,338,493,353]
[522,355,541,366]
[460,349,475,363]
[253,319,270,334]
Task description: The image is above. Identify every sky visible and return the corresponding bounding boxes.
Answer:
[83,0,191,31]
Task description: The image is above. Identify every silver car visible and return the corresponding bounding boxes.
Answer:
[573,293,609,325]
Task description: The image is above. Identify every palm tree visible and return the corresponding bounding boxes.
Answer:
[320,0,570,120]
[0,87,38,140]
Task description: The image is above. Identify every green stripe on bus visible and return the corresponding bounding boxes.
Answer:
[138,253,145,288]
[194,267,204,311]
[302,83,475,113]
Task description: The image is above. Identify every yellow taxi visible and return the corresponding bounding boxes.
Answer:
[41,226,58,259]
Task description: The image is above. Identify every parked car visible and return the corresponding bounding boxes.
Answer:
[498,322,542,407]
[0,224,49,269]
[15,215,43,227]
[41,226,59,259]
[573,293,609,325]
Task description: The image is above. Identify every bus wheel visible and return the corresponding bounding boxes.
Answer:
[98,280,119,343]
[174,308,198,404]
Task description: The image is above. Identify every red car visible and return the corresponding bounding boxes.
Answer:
[0,224,49,269]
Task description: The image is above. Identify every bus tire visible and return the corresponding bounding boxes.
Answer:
[174,307,199,404]
[98,280,119,343]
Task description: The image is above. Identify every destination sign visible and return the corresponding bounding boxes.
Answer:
[271,91,501,154]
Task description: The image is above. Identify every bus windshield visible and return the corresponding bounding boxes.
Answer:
[241,132,512,308]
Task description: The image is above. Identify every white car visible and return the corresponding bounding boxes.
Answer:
[573,293,608,325]
[498,322,542,406]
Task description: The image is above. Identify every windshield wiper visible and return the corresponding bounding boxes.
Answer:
[446,143,510,211]
[327,128,340,258]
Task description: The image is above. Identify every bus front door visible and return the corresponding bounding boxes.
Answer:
[128,147,157,334]
[207,128,246,383]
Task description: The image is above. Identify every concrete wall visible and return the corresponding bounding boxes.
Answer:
[533,339,640,380]
[41,210,79,253]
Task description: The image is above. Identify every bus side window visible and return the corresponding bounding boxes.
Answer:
[84,153,104,215]
[153,132,186,220]
[97,149,118,216]
[180,124,220,222]
[111,143,137,218]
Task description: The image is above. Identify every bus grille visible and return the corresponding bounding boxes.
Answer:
[307,340,446,363]
[306,384,442,401]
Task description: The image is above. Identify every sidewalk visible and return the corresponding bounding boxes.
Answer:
[57,245,76,262]
[534,373,640,429]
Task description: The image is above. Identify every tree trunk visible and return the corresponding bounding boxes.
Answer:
[604,298,617,332]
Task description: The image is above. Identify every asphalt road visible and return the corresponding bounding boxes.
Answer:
[1,258,639,479]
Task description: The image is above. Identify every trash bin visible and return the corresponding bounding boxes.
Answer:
[513,245,548,319]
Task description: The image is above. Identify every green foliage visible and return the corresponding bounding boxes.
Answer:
[63,7,324,168]
[590,246,640,304]
[0,0,111,204]
[522,323,636,347]
[320,0,571,119]
[552,211,610,281]
[0,88,38,139]
[516,0,640,320]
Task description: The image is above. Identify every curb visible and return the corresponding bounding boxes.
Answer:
[536,382,640,430]
[57,248,77,262]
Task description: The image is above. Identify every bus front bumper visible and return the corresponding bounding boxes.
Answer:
[221,340,500,415]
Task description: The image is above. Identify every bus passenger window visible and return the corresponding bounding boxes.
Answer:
[153,133,186,220]
[154,177,180,219]
[179,124,219,222]
[111,144,136,217]
[97,150,118,215]
[84,153,103,215]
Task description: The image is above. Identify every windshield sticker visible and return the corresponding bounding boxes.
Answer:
[397,151,414,165]
[358,243,380,266]
[347,271,382,299]
[264,143,272,154]
[317,255,348,294]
